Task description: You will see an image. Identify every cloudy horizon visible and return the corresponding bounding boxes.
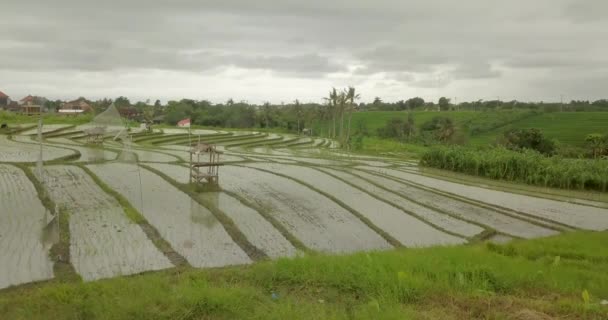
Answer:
[1,0,607,104]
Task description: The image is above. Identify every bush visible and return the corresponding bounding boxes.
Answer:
[500,128,556,155]
[377,115,415,141]
[420,146,608,191]
[421,116,457,143]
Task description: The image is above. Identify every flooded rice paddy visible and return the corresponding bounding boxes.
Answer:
[2,126,607,288]
[43,165,172,281]
[0,165,55,289]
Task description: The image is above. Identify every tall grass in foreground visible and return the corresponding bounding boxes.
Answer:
[420,146,608,191]
[1,232,607,319]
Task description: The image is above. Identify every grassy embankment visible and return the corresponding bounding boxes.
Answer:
[0,231,607,319]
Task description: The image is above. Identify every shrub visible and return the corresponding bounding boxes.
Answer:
[500,128,556,155]
[420,116,455,143]
[420,146,608,191]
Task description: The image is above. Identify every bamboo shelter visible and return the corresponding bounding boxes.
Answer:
[189,143,223,184]
[84,127,106,144]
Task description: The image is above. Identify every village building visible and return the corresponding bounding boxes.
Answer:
[19,95,45,115]
[59,98,93,114]
[0,90,9,109]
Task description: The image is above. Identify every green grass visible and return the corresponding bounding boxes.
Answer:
[1,231,607,319]
[470,112,608,147]
[0,111,94,125]
[355,137,430,158]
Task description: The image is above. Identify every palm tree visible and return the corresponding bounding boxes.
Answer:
[325,88,339,139]
[344,86,360,150]
[336,90,347,143]
[436,117,455,142]
[294,99,302,135]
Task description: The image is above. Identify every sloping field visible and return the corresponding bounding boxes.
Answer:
[87,163,252,268]
[0,165,55,289]
[359,167,608,231]
[0,136,75,162]
[243,163,465,246]
[220,166,392,253]
[470,112,608,146]
[43,165,172,281]
[3,125,608,291]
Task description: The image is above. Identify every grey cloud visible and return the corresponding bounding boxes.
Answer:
[1,0,608,101]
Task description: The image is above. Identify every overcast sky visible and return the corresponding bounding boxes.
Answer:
[1,0,607,104]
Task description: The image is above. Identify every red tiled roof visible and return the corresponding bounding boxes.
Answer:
[0,91,8,98]
[20,95,35,102]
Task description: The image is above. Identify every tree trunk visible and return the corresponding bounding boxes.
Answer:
[340,107,345,145]
[345,104,353,151]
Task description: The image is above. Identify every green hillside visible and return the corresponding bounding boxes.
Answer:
[316,111,607,148]
[470,112,608,147]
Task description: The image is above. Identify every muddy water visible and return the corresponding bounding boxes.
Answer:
[101,142,180,163]
[0,135,75,162]
[359,167,608,231]
[87,163,251,268]
[317,167,485,238]
[243,163,466,247]
[19,124,72,135]
[350,169,558,239]
[43,166,172,281]
[0,165,55,289]
[199,192,298,258]
[45,138,117,162]
[221,166,392,253]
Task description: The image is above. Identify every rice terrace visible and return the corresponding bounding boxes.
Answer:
[1,98,608,319]
[3,1,608,318]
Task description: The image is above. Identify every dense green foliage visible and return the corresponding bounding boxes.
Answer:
[421,146,608,191]
[501,128,556,155]
[1,231,607,319]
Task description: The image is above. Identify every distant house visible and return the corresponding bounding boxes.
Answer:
[19,95,45,115]
[0,90,9,109]
[59,98,93,115]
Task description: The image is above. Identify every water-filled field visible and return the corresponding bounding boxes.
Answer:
[1,126,607,289]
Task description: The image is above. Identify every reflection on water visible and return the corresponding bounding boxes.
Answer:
[86,148,110,162]
[40,209,59,249]
[190,198,218,228]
